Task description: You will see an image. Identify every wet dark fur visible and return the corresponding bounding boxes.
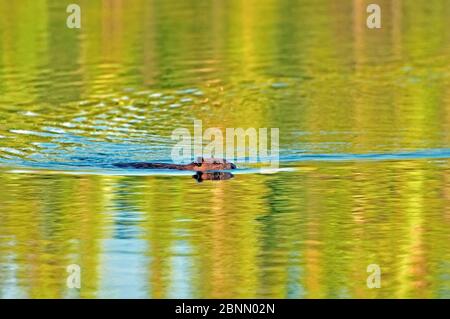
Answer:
[114,158,236,172]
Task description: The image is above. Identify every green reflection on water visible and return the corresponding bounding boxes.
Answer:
[1,0,450,298]
[1,160,450,298]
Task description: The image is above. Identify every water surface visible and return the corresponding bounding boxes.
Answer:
[1,0,450,298]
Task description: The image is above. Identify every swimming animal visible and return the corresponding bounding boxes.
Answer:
[114,157,236,172]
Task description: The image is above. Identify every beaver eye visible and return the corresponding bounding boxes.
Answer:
[195,162,202,167]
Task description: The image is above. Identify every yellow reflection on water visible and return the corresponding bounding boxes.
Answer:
[1,160,450,298]
[1,0,450,298]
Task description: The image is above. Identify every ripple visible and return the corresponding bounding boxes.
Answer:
[9,129,58,138]
[0,147,25,156]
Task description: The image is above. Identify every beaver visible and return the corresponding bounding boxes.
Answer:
[114,157,236,172]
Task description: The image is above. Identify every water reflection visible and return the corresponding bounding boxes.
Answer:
[192,172,234,182]
[1,0,450,167]
[0,159,450,298]
[0,0,450,299]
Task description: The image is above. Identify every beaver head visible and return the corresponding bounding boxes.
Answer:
[190,157,236,171]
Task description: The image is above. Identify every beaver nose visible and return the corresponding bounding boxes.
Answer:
[230,163,236,169]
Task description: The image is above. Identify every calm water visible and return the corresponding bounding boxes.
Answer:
[1,0,450,298]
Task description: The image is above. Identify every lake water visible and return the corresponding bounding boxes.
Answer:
[1,0,450,298]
